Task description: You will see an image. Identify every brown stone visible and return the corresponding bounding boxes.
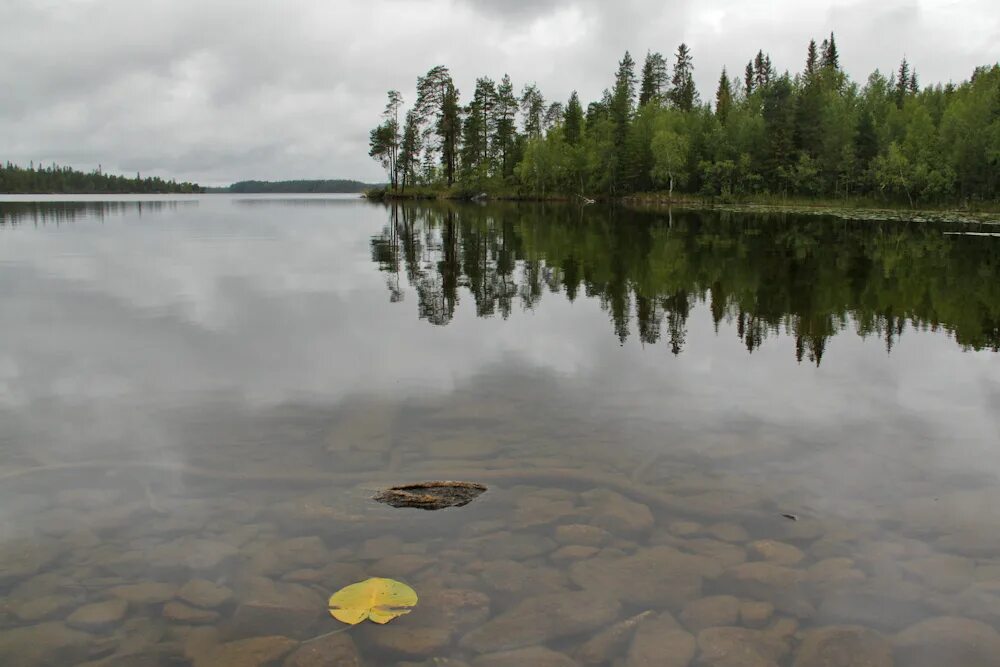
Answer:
[230,577,326,639]
[627,613,695,666]
[749,540,805,566]
[13,594,78,622]
[163,601,220,624]
[177,579,234,609]
[195,636,297,667]
[0,622,97,665]
[740,601,774,628]
[575,611,655,665]
[793,625,892,667]
[67,598,129,633]
[473,646,578,667]
[551,545,600,562]
[707,523,750,543]
[696,627,790,667]
[459,591,621,653]
[554,524,611,547]
[717,562,814,617]
[109,582,177,606]
[569,546,709,608]
[680,596,740,632]
[283,633,360,667]
[580,489,655,536]
[894,616,1000,667]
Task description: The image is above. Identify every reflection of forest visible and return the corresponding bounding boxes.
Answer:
[371,203,1000,364]
[0,200,184,225]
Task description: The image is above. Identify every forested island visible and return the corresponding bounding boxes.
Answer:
[0,162,202,194]
[368,35,999,208]
[222,179,382,193]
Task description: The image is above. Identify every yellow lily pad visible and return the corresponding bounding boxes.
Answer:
[328,577,418,625]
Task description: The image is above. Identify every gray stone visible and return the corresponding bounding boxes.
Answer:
[459,591,621,653]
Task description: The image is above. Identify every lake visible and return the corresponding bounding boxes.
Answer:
[1,194,999,666]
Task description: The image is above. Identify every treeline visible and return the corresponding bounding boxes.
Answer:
[226,179,380,193]
[0,162,203,194]
[371,203,1000,363]
[370,36,999,206]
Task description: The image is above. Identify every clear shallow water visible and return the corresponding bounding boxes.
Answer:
[1,195,999,666]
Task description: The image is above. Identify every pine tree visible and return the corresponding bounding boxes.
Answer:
[639,51,668,106]
[715,68,733,122]
[670,43,697,111]
[521,83,546,138]
[415,66,462,186]
[909,71,919,94]
[745,61,756,95]
[564,91,584,145]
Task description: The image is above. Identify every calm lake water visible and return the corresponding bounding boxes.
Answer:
[1,195,999,666]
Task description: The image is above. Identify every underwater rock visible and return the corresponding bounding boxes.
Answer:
[374,481,487,510]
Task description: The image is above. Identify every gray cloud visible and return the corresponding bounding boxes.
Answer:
[1,0,996,185]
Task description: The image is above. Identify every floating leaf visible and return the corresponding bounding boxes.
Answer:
[328,577,418,625]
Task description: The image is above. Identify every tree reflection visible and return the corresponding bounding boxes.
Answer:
[370,202,1000,363]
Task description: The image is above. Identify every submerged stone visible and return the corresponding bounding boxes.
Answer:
[373,481,487,510]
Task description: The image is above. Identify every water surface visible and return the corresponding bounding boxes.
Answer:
[1,195,999,666]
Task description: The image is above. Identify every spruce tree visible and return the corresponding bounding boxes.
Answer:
[715,68,733,122]
[821,32,839,70]
[563,91,584,145]
[745,61,755,95]
[670,43,697,111]
[895,58,911,108]
[639,51,668,106]
[493,74,518,177]
[805,39,819,80]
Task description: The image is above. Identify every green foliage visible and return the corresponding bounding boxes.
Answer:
[0,162,202,194]
[371,40,998,206]
[229,180,378,193]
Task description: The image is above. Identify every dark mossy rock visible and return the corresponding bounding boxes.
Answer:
[373,481,487,510]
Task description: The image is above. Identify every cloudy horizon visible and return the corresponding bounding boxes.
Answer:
[2,0,997,186]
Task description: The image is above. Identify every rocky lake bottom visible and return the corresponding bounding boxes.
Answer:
[2,196,999,665]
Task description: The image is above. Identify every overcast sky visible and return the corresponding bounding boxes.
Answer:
[2,0,996,186]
